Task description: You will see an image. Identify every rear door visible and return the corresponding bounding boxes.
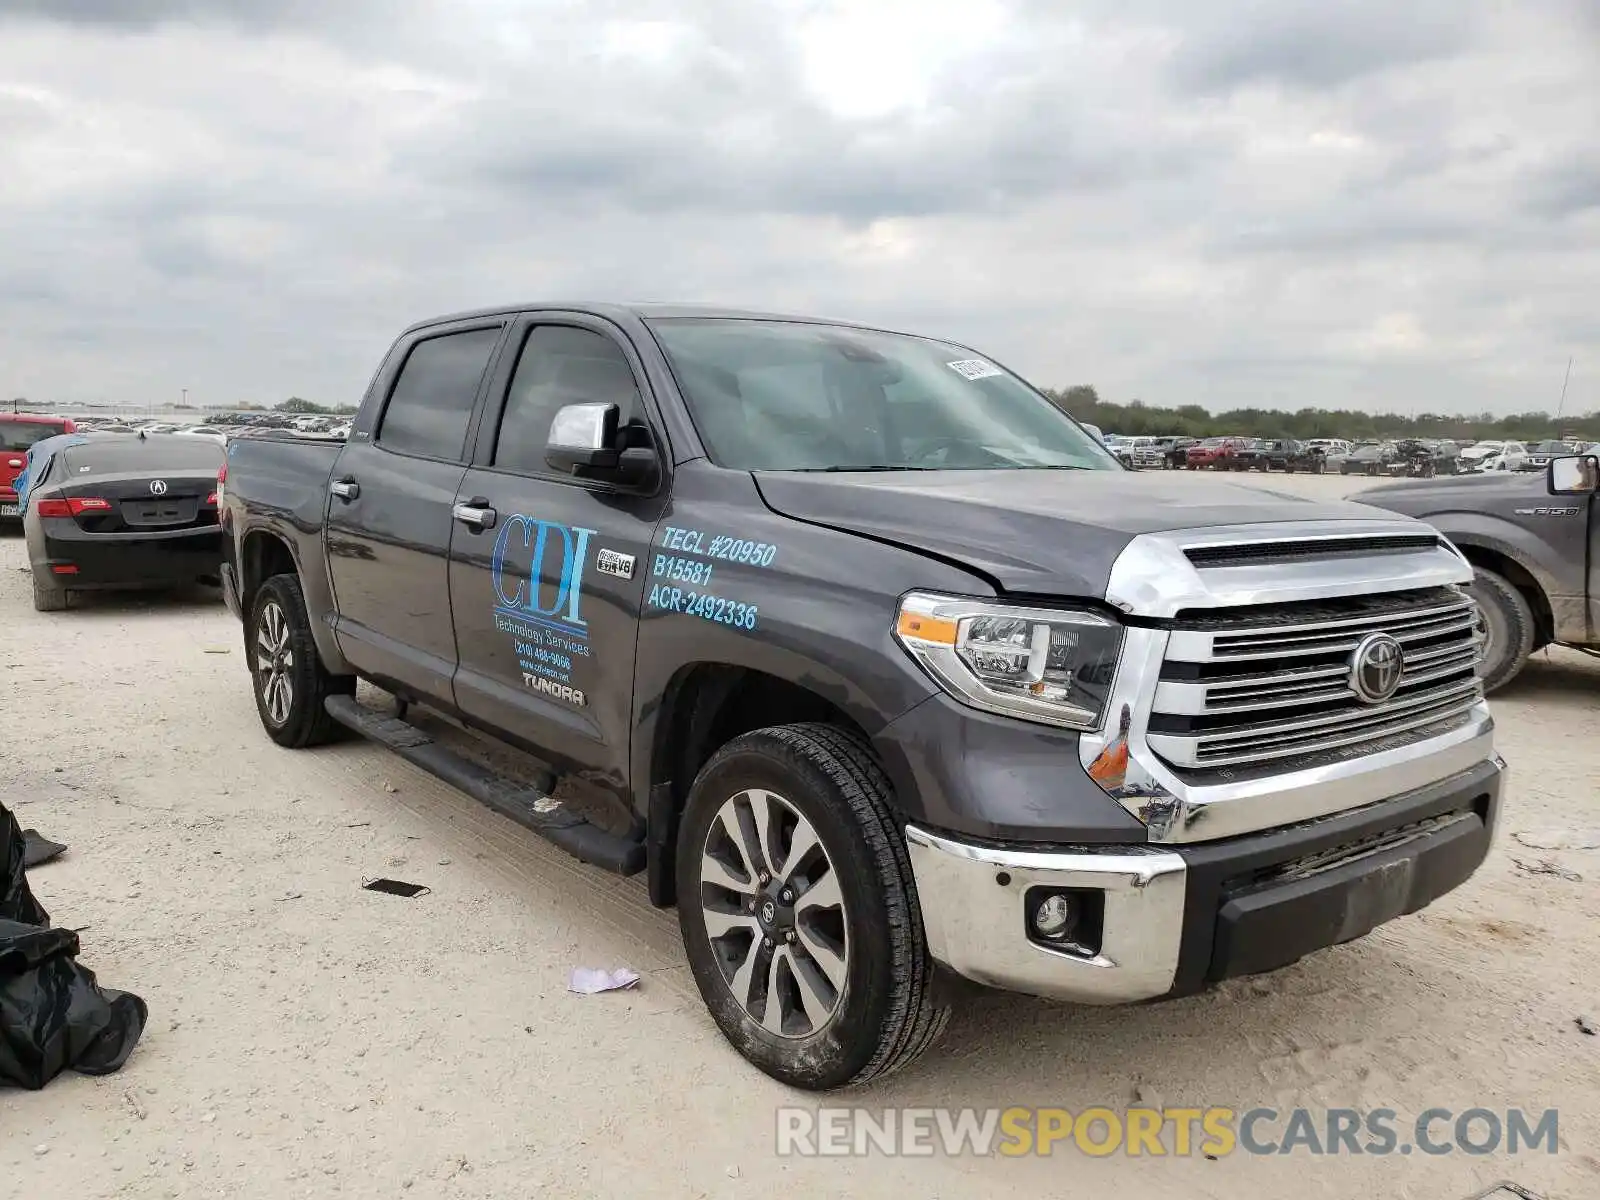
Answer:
[325,319,508,707]
[446,315,669,795]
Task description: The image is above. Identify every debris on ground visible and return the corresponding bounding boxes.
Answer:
[21,831,67,869]
[1512,829,1600,852]
[568,967,640,995]
[361,877,429,898]
[1577,1016,1597,1036]
[2,803,149,1090]
[1510,857,1583,883]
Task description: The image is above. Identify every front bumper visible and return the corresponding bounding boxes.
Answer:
[906,753,1505,1004]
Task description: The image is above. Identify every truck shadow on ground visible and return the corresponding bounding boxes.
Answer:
[1493,652,1600,705]
[862,938,1502,1106]
[48,584,225,616]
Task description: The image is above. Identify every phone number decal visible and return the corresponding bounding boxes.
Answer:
[647,584,759,631]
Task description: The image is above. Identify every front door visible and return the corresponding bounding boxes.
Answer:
[447,317,669,797]
[324,320,506,706]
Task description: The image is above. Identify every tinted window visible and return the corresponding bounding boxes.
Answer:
[62,435,223,474]
[1,421,67,451]
[649,318,1114,472]
[492,325,642,475]
[378,327,502,459]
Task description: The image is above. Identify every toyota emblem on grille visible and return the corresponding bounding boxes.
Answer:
[1349,632,1404,703]
[149,479,168,495]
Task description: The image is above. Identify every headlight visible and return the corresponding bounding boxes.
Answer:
[893,592,1123,730]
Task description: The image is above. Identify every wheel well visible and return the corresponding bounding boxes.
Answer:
[647,664,870,908]
[239,531,297,616]
[1456,543,1554,649]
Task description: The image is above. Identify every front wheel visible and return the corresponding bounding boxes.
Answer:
[677,723,950,1090]
[1470,567,1535,693]
[246,573,355,748]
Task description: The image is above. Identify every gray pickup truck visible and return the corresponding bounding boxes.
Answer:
[1355,454,1600,691]
[217,302,1505,1089]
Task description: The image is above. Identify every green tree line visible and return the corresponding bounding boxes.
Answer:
[1042,386,1597,443]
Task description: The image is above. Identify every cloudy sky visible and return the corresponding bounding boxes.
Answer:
[1,0,1596,416]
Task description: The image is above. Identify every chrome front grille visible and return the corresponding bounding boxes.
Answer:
[1147,586,1485,770]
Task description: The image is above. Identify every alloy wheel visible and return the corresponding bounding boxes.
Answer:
[255,601,295,726]
[699,788,849,1039]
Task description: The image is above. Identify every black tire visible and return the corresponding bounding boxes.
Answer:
[31,573,68,612]
[246,573,354,748]
[1469,567,1535,694]
[676,723,950,1090]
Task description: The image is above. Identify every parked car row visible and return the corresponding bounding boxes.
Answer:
[1091,431,1595,476]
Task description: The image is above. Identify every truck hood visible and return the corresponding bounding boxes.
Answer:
[1351,470,1539,514]
[753,469,1391,599]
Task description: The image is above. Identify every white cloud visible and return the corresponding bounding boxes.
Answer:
[0,0,1595,416]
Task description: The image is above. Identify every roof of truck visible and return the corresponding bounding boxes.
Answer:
[402,302,912,338]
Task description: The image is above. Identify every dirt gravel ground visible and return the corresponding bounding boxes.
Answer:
[2,471,1597,1200]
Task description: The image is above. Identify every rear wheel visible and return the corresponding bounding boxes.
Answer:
[247,573,354,747]
[1469,567,1535,694]
[31,574,68,612]
[677,723,949,1090]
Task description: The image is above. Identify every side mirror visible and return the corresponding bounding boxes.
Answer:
[1549,454,1599,496]
[545,402,657,486]
[546,403,619,472]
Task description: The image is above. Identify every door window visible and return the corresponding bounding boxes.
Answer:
[492,326,643,476]
[376,326,502,460]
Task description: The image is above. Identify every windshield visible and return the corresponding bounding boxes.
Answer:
[1351,444,1391,460]
[647,318,1118,472]
[1463,442,1501,455]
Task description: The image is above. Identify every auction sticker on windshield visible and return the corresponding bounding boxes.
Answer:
[946,358,1004,381]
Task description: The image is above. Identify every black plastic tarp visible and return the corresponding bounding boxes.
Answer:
[1,803,148,1090]
[2,803,49,928]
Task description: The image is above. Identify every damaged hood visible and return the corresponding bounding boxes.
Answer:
[753,469,1393,599]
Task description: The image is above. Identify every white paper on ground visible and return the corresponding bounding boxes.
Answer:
[568,967,641,995]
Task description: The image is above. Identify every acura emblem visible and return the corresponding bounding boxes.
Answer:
[149,479,168,495]
[1349,632,1404,704]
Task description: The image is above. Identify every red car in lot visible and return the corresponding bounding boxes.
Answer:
[1,414,78,518]
[1185,436,1250,469]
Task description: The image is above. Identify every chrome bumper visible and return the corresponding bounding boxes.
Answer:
[904,826,1187,1004]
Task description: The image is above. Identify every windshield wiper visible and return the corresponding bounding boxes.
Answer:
[794,465,944,472]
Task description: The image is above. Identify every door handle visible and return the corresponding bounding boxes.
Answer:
[452,501,497,531]
[331,479,359,501]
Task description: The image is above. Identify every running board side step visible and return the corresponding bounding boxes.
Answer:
[324,695,646,876]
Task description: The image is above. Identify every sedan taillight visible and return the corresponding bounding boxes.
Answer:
[34,496,111,517]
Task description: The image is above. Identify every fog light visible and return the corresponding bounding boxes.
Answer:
[1032,893,1078,941]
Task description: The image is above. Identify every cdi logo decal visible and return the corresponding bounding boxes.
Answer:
[491,515,596,629]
